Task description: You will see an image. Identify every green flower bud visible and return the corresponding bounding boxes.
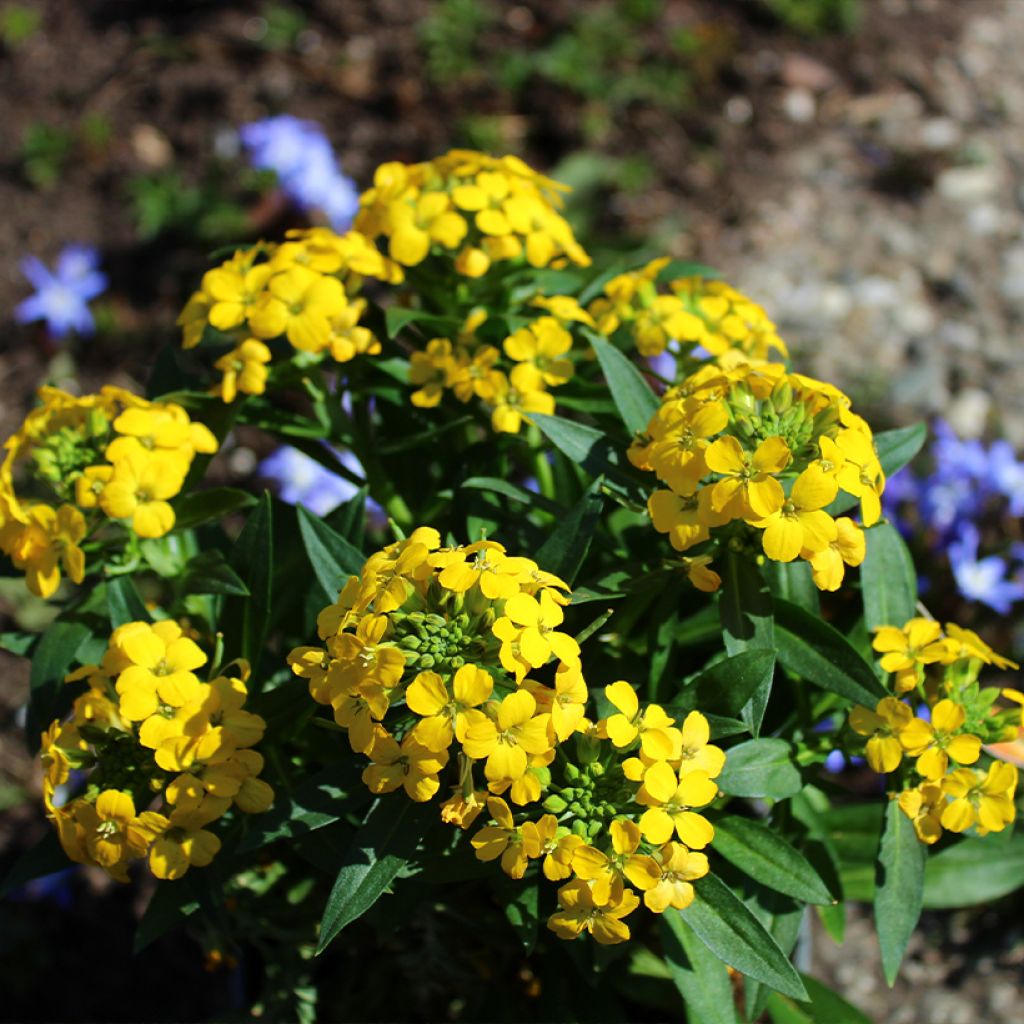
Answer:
[572,819,589,838]
[564,763,581,782]
[543,794,568,814]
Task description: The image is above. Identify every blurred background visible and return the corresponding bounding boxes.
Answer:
[2,1,1024,1021]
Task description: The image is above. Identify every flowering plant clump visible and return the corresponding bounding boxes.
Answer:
[6,146,1023,1022]
[42,620,272,881]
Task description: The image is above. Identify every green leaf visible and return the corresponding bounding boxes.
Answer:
[763,561,819,616]
[717,739,802,800]
[681,874,808,1001]
[181,550,250,597]
[500,872,540,952]
[0,631,34,656]
[826,424,926,517]
[535,478,605,584]
[712,817,833,905]
[384,306,457,339]
[743,886,804,1021]
[861,522,918,631]
[172,486,256,531]
[923,833,1024,909]
[531,413,639,492]
[237,763,363,852]
[317,798,429,954]
[774,600,886,706]
[0,831,70,898]
[224,493,273,667]
[671,650,776,720]
[661,911,739,1024]
[874,799,926,985]
[766,975,872,1024]
[26,619,92,751]
[588,334,659,434]
[134,873,203,952]
[105,576,151,628]
[297,504,366,601]
[460,476,563,515]
[719,551,774,734]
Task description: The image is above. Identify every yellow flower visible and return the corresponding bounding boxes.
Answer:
[897,782,947,845]
[636,762,717,847]
[872,619,948,693]
[503,318,574,387]
[849,697,914,773]
[75,790,168,879]
[899,700,981,781]
[642,841,709,912]
[213,339,272,403]
[248,266,348,352]
[100,452,185,538]
[149,827,221,880]
[603,681,678,760]
[387,192,468,265]
[409,338,458,409]
[940,762,1017,834]
[677,711,726,778]
[406,664,493,752]
[361,732,449,802]
[492,588,580,679]
[547,879,640,944]
[806,517,865,591]
[704,435,790,519]
[834,427,884,527]
[752,465,838,562]
[461,690,552,783]
[470,796,541,878]
[5,504,86,598]
[201,260,273,331]
[436,540,533,600]
[440,788,489,829]
[572,819,660,905]
[489,364,555,435]
[114,622,207,722]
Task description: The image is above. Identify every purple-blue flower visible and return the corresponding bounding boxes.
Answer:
[259,444,383,521]
[947,522,1024,614]
[240,115,360,232]
[14,244,107,338]
[987,440,1024,517]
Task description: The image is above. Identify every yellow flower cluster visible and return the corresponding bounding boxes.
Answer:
[178,227,401,400]
[849,618,1020,844]
[355,150,590,276]
[631,361,883,591]
[0,386,216,597]
[408,303,588,434]
[41,620,273,881]
[587,259,787,364]
[288,528,578,804]
[288,528,728,944]
[470,683,725,945]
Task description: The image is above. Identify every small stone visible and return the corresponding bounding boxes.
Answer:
[919,116,961,151]
[724,96,753,124]
[781,53,836,92]
[936,164,1000,202]
[946,388,992,438]
[782,88,816,124]
[131,124,173,169]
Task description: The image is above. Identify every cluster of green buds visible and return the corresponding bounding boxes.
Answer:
[390,607,500,675]
[544,757,634,840]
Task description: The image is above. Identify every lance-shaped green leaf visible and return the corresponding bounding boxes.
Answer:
[874,799,926,985]
[681,874,808,1001]
[531,413,641,494]
[385,306,458,339]
[923,832,1024,909]
[171,486,256,531]
[180,550,250,597]
[717,739,802,800]
[588,334,659,434]
[297,504,366,601]
[763,560,819,616]
[661,911,739,1024]
[317,797,430,955]
[106,575,151,627]
[670,650,776,720]
[26,619,92,752]
[774,599,886,706]
[223,492,273,667]
[861,522,918,631]
[743,885,804,1021]
[535,478,605,584]
[719,551,775,734]
[826,423,926,517]
[766,975,873,1024]
[712,817,833,905]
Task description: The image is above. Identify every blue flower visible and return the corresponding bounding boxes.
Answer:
[947,522,1024,614]
[987,440,1024,517]
[240,115,360,231]
[14,244,107,338]
[259,445,383,522]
